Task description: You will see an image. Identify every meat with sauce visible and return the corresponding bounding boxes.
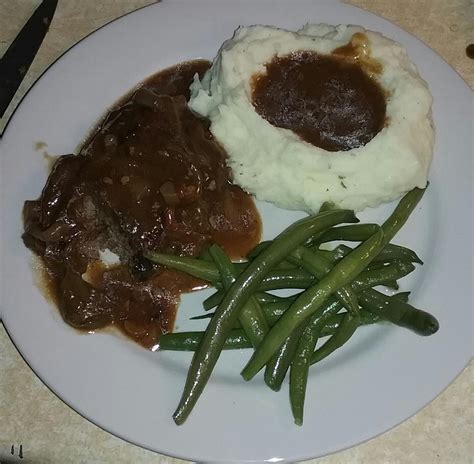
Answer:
[22,60,261,348]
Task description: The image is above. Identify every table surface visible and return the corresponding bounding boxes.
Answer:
[0,1,472,463]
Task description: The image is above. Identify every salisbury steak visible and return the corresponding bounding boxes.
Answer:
[22,60,261,348]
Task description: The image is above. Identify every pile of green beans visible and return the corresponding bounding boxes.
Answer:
[147,187,439,426]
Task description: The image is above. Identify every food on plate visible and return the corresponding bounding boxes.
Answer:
[189,24,434,212]
[22,60,261,348]
[147,187,438,425]
[21,20,438,427]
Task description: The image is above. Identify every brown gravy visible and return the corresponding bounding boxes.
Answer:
[22,60,261,349]
[252,34,386,152]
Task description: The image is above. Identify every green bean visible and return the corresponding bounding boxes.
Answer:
[320,244,351,262]
[209,245,269,348]
[311,187,425,247]
[393,291,411,302]
[235,303,267,348]
[208,245,235,287]
[149,227,421,300]
[202,289,226,311]
[247,240,272,259]
[318,201,337,212]
[358,288,439,335]
[290,334,314,425]
[190,313,214,321]
[257,292,298,304]
[322,310,378,333]
[290,247,359,313]
[202,289,225,310]
[144,252,249,283]
[255,262,413,326]
[203,289,297,311]
[206,295,295,326]
[292,248,414,311]
[321,292,409,333]
[258,269,315,290]
[310,313,361,365]
[202,270,313,311]
[290,247,334,277]
[308,248,339,263]
[233,262,250,272]
[260,268,412,325]
[141,262,314,313]
[273,260,299,270]
[159,330,250,351]
[290,294,406,425]
[145,252,314,294]
[248,248,297,269]
[365,261,390,271]
[160,316,360,353]
[173,294,410,352]
[381,186,427,243]
[173,209,358,424]
[324,244,354,260]
[315,241,422,267]
[241,228,384,380]
[263,300,294,325]
[264,325,305,391]
[198,247,214,262]
[317,223,380,243]
[264,295,344,393]
[256,292,298,304]
[256,186,425,271]
[290,318,327,424]
[352,261,415,291]
[376,244,423,265]
[160,322,344,352]
[144,251,220,282]
[384,280,399,290]
[290,296,354,425]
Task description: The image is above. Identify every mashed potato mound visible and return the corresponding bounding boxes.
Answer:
[189,24,434,213]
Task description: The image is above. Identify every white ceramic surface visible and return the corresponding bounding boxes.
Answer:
[0,1,472,462]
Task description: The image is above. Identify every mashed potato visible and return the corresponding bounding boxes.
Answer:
[189,24,434,212]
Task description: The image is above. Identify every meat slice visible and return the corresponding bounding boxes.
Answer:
[22,60,261,349]
[40,154,85,228]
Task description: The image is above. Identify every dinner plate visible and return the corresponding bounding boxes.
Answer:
[0,1,472,462]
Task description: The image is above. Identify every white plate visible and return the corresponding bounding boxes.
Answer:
[0,1,472,462]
